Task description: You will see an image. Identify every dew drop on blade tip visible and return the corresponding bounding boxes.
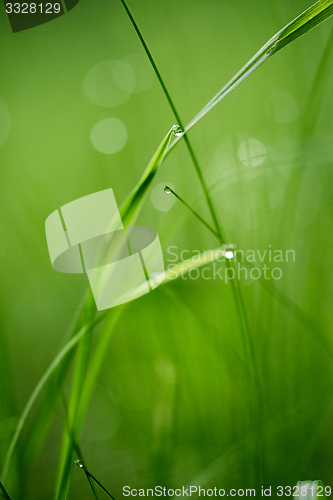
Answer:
[164,186,172,195]
[172,125,183,137]
[75,460,84,468]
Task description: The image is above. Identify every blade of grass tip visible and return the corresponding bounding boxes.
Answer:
[119,0,225,244]
[55,129,172,499]
[0,482,11,500]
[119,126,174,227]
[169,0,333,145]
[164,185,219,238]
[0,311,108,484]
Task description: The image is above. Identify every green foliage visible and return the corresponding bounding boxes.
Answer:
[0,0,333,498]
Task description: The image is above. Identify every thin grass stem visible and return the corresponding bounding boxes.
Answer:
[119,0,225,244]
[164,185,218,238]
[75,461,115,500]
[75,461,101,500]
[86,472,116,500]
[0,482,11,500]
[54,129,174,500]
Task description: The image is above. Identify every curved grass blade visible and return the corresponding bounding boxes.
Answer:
[55,127,174,500]
[119,126,174,227]
[170,0,333,145]
[0,311,108,484]
[54,247,236,499]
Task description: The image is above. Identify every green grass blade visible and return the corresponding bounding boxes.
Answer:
[55,334,93,500]
[272,0,333,53]
[0,316,19,487]
[87,471,116,500]
[55,296,97,500]
[55,128,174,500]
[164,185,219,238]
[119,126,174,227]
[0,482,11,500]
[75,462,101,500]
[169,0,333,143]
[277,27,333,236]
[16,294,95,488]
[0,312,107,484]
[56,249,236,494]
[119,0,225,243]
[54,313,120,500]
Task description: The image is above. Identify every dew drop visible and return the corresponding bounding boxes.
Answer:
[75,460,84,468]
[172,125,183,137]
[222,243,235,259]
[164,186,172,195]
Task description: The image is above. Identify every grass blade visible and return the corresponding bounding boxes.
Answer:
[164,185,219,238]
[170,0,333,142]
[76,461,116,500]
[55,127,174,500]
[75,461,101,500]
[119,0,225,243]
[0,482,11,500]
[0,312,108,484]
[119,125,175,226]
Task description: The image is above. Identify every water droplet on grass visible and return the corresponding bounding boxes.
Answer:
[172,125,183,137]
[164,186,172,194]
[75,460,84,468]
[222,243,235,259]
[151,182,176,211]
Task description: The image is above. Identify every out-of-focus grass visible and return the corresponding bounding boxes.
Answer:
[0,0,333,498]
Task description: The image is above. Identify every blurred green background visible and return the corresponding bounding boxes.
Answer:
[0,0,333,498]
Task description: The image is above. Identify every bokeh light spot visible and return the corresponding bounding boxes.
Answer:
[83,60,136,107]
[90,117,128,154]
[266,91,299,123]
[238,138,267,167]
[112,60,136,93]
[122,53,155,93]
